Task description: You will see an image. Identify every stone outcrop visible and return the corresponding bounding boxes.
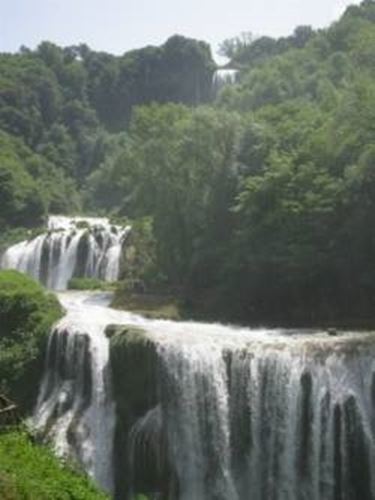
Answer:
[109,325,171,498]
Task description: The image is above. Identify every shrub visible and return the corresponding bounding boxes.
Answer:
[0,271,62,413]
[68,277,115,291]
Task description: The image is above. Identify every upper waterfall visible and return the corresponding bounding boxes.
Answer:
[1,216,131,290]
[212,68,239,94]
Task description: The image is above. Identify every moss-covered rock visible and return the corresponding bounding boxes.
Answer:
[105,324,123,339]
[105,324,146,340]
[73,230,90,278]
[109,325,161,498]
[110,326,157,432]
[0,270,62,414]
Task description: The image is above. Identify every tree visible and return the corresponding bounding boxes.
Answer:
[218,32,253,59]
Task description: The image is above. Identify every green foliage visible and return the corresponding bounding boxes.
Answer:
[0,271,62,412]
[218,32,254,59]
[0,35,214,227]
[0,431,108,500]
[3,2,375,324]
[112,287,181,320]
[219,27,314,66]
[68,277,115,291]
[0,132,45,227]
[0,227,41,256]
[119,217,160,287]
[88,104,242,286]
[199,0,375,323]
[0,130,80,227]
[89,1,375,324]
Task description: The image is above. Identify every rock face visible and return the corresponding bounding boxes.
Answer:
[109,326,168,499]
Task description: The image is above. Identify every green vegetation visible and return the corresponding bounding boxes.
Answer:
[112,287,181,320]
[0,36,214,233]
[0,431,108,500]
[0,227,43,256]
[0,271,62,412]
[2,2,375,497]
[117,218,161,287]
[68,277,115,291]
[2,2,375,326]
[90,1,375,324]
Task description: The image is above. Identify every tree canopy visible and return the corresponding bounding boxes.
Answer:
[3,1,375,324]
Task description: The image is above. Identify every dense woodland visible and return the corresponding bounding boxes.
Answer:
[2,0,375,324]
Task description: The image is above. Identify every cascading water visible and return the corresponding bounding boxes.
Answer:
[126,324,375,500]
[0,216,130,493]
[3,216,375,498]
[212,68,239,95]
[24,293,375,499]
[33,292,125,492]
[1,215,131,290]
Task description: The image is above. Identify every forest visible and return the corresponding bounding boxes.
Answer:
[2,0,375,324]
[2,2,375,499]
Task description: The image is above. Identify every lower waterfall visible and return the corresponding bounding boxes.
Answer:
[128,323,375,500]
[33,292,119,492]
[31,289,375,499]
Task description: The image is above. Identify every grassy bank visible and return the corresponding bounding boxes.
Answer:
[0,431,108,500]
[68,277,116,291]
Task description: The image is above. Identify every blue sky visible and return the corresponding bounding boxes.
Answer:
[1,0,361,61]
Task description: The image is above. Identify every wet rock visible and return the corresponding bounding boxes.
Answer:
[105,324,125,339]
[109,326,160,498]
[106,324,151,342]
[327,328,338,336]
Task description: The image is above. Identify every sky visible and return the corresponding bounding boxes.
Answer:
[1,0,362,62]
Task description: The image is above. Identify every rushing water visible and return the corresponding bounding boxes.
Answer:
[34,290,375,499]
[4,217,375,499]
[212,68,239,94]
[32,292,137,492]
[1,215,130,290]
[129,323,375,500]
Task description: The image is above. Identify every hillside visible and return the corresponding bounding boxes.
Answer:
[2,1,375,324]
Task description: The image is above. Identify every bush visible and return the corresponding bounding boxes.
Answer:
[68,277,115,291]
[0,271,62,412]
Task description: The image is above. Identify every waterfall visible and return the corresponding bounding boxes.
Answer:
[23,285,375,499]
[212,68,239,94]
[126,323,375,500]
[1,215,131,290]
[0,215,130,493]
[32,292,134,493]
[4,215,374,498]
